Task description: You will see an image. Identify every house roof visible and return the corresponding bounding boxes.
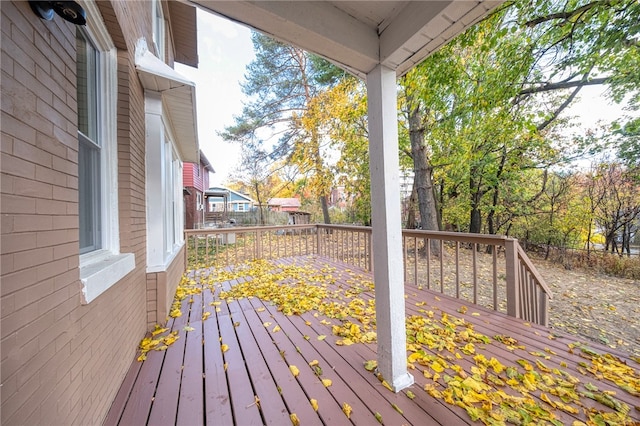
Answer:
[200,150,214,172]
[189,1,503,78]
[206,187,255,203]
[268,198,301,208]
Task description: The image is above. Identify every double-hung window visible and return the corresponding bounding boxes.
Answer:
[77,3,134,303]
[77,29,102,254]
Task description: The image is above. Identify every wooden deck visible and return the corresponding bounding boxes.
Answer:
[105,256,639,426]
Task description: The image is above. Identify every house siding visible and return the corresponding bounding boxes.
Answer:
[1,1,186,424]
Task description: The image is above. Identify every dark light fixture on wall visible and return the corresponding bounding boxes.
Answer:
[29,1,86,26]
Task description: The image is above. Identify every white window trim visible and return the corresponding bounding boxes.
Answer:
[78,0,134,304]
[145,92,186,273]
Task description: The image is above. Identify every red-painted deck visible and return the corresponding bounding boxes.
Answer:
[105,256,639,425]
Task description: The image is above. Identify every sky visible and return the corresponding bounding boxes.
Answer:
[176,9,629,186]
[176,10,255,186]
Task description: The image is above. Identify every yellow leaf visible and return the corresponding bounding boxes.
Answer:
[255,307,265,312]
[221,343,229,353]
[151,325,169,336]
[431,361,444,373]
[364,359,377,371]
[290,413,300,426]
[381,380,393,391]
[342,402,352,418]
[289,365,300,377]
[137,353,147,362]
[310,399,318,411]
[322,378,332,387]
[272,325,281,333]
[317,335,326,341]
[309,360,319,367]
[406,390,416,399]
[224,362,228,371]
[391,403,403,414]
[375,412,383,423]
[336,338,354,346]
[263,322,272,327]
[202,312,211,321]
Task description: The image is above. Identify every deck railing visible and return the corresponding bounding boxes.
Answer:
[184,224,552,326]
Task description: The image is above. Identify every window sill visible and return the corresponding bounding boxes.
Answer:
[80,252,136,304]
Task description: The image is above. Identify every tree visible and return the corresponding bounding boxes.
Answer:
[221,32,338,223]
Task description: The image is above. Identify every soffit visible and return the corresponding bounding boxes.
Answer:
[189,1,503,78]
[136,50,200,163]
[168,1,199,67]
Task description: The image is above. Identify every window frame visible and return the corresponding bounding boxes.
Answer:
[77,0,134,304]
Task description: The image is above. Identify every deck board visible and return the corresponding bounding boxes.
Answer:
[106,255,640,426]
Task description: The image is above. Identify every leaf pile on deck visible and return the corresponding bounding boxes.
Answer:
[139,258,639,425]
[404,307,638,425]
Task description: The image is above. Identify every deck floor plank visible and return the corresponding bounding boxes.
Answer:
[108,255,640,426]
[202,284,233,425]
[233,294,325,425]
[216,283,264,425]
[146,293,193,425]
[255,293,410,426]
[225,296,295,425]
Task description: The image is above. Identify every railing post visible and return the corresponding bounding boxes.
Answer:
[505,238,520,319]
[256,229,262,260]
[316,225,321,256]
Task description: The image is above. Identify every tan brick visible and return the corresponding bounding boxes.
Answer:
[35,164,68,187]
[0,267,38,297]
[0,193,36,214]
[1,153,36,180]
[12,175,53,199]
[52,185,77,202]
[35,198,68,215]
[0,114,36,143]
[1,293,16,317]
[51,214,77,231]
[1,253,14,275]
[1,231,37,253]
[35,258,72,282]
[52,294,79,321]
[53,241,78,260]
[14,278,54,311]
[12,246,53,271]
[51,155,76,176]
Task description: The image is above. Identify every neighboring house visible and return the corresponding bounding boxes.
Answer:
[1,1,198,424]
[206,186,255,212]
[268,197,301,212]
[328,186,350,211]
[183,150,214,229]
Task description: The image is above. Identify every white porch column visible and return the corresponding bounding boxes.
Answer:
[366,64,414,392]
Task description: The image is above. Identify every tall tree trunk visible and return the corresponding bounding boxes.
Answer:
[320,194,331,224]
[408,104,440,255]
[406,179,418,229]
[469,169,483,233]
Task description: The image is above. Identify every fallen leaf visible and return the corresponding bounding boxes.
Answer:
[342,402,352,418]
[310,399,318,411]
[290,413,300,426]
[289,365,300,377]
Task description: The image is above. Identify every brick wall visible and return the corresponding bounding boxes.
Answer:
[145,246,186,327]
[0,2,154,424]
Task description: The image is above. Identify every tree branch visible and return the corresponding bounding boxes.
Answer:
[524,0,611,27]
[519,76,609,95]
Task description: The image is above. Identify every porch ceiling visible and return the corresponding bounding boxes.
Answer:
[188,1,503,77]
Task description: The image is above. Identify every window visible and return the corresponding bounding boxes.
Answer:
[77,3,134,304]
[152,0,166,61]
[77,29,101,254]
